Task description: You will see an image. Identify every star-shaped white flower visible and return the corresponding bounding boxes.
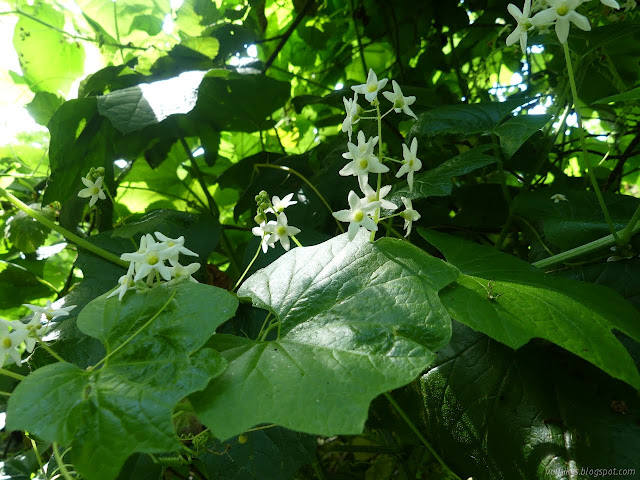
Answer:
[121,234,173,283]
[24,300,76,322]
[361,183,398,211]
[399,197,421,237]
[252,222,274,253]
[19,315,50,353]
[382,80,417,119]
[167,259,200,285]
[506,0,534,54]
[78,176,107,207]
[342,93,361,141]
[263,213,301,251]
[154,232,198,261]
[396,138,422,192]
[351,69,389,103]
[551,193,568,203]
[332,191,380,241]
[339,132,389,190]
[108,263,136,301]
[0,322,29,367]
[266,193,297,214]
[530,0,591,44]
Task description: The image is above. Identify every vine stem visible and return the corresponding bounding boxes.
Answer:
[53,443,74,480]
[232,242,262,292]
[0,368,25,381]
[562,42,619,243]
[384,392,462,480]
[533,220,640,270]
[620,202,640,245]
[91,290,176,369]
[0,187,128,268]
[371,102,384,243]
[253,164,344,232]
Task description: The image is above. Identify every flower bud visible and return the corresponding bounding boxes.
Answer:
[254,213,266,224]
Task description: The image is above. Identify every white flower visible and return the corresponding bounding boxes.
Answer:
[551,193,568,203]
[154,232,198,260]
[351,69,389,103]
[24,300,76,322]
[396,138,422,192]
[264,213,301,251]
[120,234,173,282]
[266,194,297,214]
[20,315,50,353]
[361,183,398,211]
[78,176,107,207]
[530,0,591,44]
[339,132,389,191]
[382,80,417,119]
[332,190,380,241]
[252,222,274,253]
[167,259,200,284]
[342,93,361,141]
[506,0,534,54]
[0,322,29,367]
[108,263,136,301]
[399,197,421,237]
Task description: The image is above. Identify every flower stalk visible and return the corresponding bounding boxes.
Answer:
[0,186,128,268]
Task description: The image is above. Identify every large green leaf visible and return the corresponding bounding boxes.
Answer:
[12,2,85,94]
[43,98,102,205]
[493,114,552,158]
[390,145,496,203]
[193,70,291,132]
[97,71,206,134]
[593,86,640,105]
[7,282,238,480]
[199,427,316,479]
[408,321,640,479]
[512,189,638,254]
[420,229,640,391]
[410,98,531,138]
[191,230,459,440]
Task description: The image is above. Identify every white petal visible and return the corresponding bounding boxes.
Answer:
[506,27,521,47]
[531,7,558,25]
[600,0,620,8]
[507,3,523,20]
[347,222,359,240]
[555,18,570,43]
[569,11,591,31]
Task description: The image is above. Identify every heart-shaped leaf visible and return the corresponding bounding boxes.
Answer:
[191,231,459,440]
[7,282,238,480]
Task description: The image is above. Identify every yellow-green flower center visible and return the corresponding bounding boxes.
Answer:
[3,337,12,348]
[359,159,369,169]
[277,226,287,236]
[409,159,414,167]
[367,84,377,93]
[354,210,364,222]
[146,252,159,265]
[90,186,99,195]
[557,5,568,15]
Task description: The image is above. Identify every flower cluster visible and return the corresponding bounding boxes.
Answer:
[0,301,76,368]
[334,69,422,240]
[506,0,622,49]
[110,232,200,301]
[252,191,301,252]
[78,167,107,207]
